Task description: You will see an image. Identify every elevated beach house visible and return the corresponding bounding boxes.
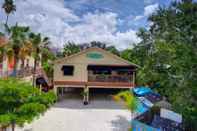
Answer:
[54,47,139,102]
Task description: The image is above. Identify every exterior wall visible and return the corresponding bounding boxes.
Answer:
[54,48,131,83]
[54,63,87,82]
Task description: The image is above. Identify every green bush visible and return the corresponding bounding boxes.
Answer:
[0,78,57,130]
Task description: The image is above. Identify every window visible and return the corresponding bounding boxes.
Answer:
[61,65,74,76]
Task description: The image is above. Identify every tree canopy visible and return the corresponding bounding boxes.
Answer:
[62,41,121,57]
[0,78,56,131]
[2,0,16,26]
[120,0,197,130]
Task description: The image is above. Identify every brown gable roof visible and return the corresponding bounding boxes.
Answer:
[55,47,139,68]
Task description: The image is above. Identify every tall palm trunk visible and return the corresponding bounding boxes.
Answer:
[2,52,7,78]
[32,57,37,87]
[5,15,9,27]
[12,48,20,77]
[32,48,39,87]
[13,56,19,77]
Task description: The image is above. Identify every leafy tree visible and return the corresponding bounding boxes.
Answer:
[0,78,56,131]
[120,49,139,65]
[41,48,56,78]
[62,41,120,57]
[42,61,54,78]
[63,42,80,56]
[2,0,16,26]
[89,41,106,49]
[122,0,197,130]
[79,41,107,50]
[106,46,120,56]
[148,3,197,130]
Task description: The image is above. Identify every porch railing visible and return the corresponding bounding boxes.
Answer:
[88,74,132,83]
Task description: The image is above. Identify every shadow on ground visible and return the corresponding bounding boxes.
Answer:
[111,115,130,131]
[54,98,126,110]
[55,88,127,110]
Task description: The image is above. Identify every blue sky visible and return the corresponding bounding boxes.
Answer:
[0,0,172,49]
[64,0,171,31]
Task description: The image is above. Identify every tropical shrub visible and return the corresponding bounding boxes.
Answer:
[0,78,57,131]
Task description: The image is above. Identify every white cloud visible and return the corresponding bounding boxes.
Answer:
[134,15,144,21]
[0,0,140,50]
[133,3,158,22]
[144,3,159,16]
[63,12,140,49]
[113,30,141,50]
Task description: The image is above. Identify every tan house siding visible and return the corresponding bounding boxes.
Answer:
[54,63,87,82]
[54,48,135,83]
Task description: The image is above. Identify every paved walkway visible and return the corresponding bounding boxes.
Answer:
[16,98,131,131]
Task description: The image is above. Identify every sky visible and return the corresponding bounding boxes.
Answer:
[0,0,172,49]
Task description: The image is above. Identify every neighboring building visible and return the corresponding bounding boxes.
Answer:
[0,36,45,82]
[54,47,139,101]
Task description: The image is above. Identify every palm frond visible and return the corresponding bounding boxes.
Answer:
[113,91,138,112]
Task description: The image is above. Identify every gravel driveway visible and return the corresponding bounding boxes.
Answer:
[16,91,131,131]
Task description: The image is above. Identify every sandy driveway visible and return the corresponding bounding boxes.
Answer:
[16,95,131,131]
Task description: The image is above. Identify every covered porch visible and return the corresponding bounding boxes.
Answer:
[87,65,135,84]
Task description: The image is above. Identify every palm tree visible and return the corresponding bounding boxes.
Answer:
[113,91,138,130]
[29,33,50,86]
[0,34,14,77]
[18,40,32,68]
[8,25,30,76]
[2,0,16,26]
[0,39,5,76]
